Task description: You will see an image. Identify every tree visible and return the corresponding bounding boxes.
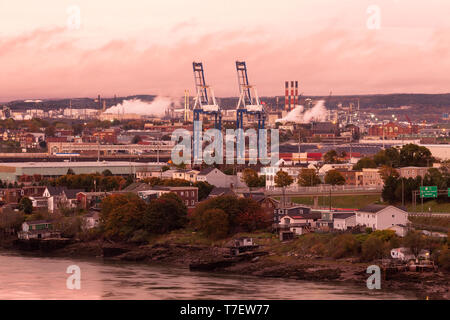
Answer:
[195,208,229,240]
[102,169,113,176]
[298,169,321,186]
[324,170,345,185]
[66,168,75,175]
[18,197,33,214]
[323,150,340,164]
[404,231,427,260]
[399,144,433,167]
[191,195,266,237]
[353,157,377,170]
[241,168,263,191]
[193,181,214,201]
[143,193,188,234]
[379,165,399,182]
[274,170,293,207]
[361,236,385,261]
[132,135,142,144]
[382,176,399,204]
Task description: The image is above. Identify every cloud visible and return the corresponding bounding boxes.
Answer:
[0,26,449,101]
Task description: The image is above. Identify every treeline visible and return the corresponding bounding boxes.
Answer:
[354,144,434,170]
[97,193,269,242]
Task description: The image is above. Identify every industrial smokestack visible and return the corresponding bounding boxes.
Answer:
[294,81,298,107]
[285,81,289,111]
[290,81,294,111]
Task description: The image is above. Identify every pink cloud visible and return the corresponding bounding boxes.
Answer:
[0,26,449,101]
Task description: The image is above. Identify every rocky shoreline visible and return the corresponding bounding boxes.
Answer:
[3,238,447,300]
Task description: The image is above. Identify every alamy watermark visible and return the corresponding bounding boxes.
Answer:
[171,121,279,165]
[66,265,81,290]
[366,265,381,289]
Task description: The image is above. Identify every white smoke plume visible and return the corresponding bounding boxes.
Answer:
[103,96,180,117]
[276,100,327,123]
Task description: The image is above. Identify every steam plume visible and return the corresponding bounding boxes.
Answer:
[103,96,180,117]
[276,100,327,123]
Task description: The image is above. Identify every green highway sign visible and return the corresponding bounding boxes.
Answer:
[448,188,450,197]
[420,186,437,198]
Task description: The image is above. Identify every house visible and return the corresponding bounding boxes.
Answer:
[83,210,100,230]
[134,185,199,208]
[318,163,353,175]
[207,187,235,199]
[172,170,200,183]
[196,168,236,188]
[273,205,312,223]
[388,224,409,237]
[21,186,46,197]
[333,212,356,230]
[0,188,22,204]
[77,191,109,209]
[336,170,363,186]
[390,247,429,261]
[398,167,430,179]
[356,204,409,231]
[226,237,259,256]
[278,215,311,235]
[362,168,384,188]
[43,186,82,213]
[28,196,49,211]
[17,220,61,240]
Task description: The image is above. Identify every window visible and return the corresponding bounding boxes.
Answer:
[392,214,395,218]
[185,200,189,206]
[180,191,184,196]
[191,191,194,197]
[191,200,194,206]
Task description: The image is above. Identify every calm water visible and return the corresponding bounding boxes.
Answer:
[0,251,416,300]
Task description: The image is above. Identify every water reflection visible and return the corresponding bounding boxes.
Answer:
[0,251,415,300]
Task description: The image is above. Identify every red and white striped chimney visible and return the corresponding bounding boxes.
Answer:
[285,81,289,111]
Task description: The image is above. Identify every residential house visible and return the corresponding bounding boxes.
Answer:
[273,205,312,224]
[77,191,109,210]
[173,170,200,183]
[83,210,101,230]
[336,170,363,186]
[356,204,409,231]
[17,220,61,240]
[398,166,430,179]
[362,168,384,188]
[22,186,46,198]
[318,163,354,176]
[278,215,310,235]
[333,212,356,230]
[207,187,235,199]
[196,168,236,188]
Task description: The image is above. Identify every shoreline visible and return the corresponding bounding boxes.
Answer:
[2,238,448,300]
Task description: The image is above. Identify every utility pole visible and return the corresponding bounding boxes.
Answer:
[401,178,404,207]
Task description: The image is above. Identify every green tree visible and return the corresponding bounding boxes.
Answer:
[379,165,399,182]
[195,208,229,240]
[298,169,321,186]
[361,236,385,261]
[275,170,293,207]
[66,168,75,175]
[399,144,433,167]
[18,197,33,214]
[193,181,214,201]
[324,170,345,185]
[404,231,427,260]
[241,168,264,191]
[353,157,377,170]
[143,193,187,234]
[323,150,340,164]
[102,169,113,176]
[382,175,399,204]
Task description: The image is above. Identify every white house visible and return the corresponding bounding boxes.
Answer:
[83,211,100,230]
[318,163,353,175]
[356,204,409,231]
[333,213,356,230]
[279,215,311,235]
[196,168,237,188]
[391,247,430,261]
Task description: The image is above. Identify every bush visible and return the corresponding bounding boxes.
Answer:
[438,246,450,271]
[327,234,360,259]
[361,236,384,262]
[195,208,229,240]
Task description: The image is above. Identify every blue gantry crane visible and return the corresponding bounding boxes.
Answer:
[192,62,222,130]
[235,61,265,132]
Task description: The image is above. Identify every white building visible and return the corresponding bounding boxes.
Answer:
[356,204,409,231]
[318,163,353,175]
[333,213,356,230]
[196,168,238,188]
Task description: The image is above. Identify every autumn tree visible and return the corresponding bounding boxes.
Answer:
[324,170,345,185]
[241,168,264,192]
[298,169,321,186]
[275,170,293,207]
[323,150,340,164]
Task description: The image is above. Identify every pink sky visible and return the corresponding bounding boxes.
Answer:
[0,0,449,101]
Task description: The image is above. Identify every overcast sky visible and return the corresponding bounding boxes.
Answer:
[0,0,449,100]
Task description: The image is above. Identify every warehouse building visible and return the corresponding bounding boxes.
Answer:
[0,161,165,182]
